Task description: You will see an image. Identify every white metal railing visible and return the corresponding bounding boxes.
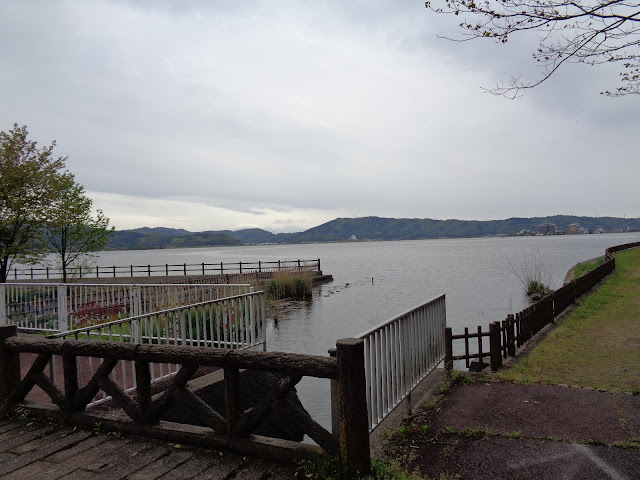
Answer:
[356,294,446,431]
[0,283,251,333]
[45,290,266,407]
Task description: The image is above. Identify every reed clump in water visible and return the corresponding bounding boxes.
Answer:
[266,270,312,300]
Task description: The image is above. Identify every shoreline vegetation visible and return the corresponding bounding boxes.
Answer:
[106,215,640,251]
[497,247,640,392]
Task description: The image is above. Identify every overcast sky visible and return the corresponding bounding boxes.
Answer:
[1,1,638,233]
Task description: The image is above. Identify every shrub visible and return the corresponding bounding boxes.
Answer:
[527,280,551,296]
[509,249,554,297]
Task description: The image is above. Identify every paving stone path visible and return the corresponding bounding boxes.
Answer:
[0,417,298,480]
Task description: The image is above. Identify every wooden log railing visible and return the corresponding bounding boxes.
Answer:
[445,242,640,372]
[0,326,371,478]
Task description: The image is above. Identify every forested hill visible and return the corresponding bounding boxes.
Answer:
[291,215,640,242]
[106,216,640,250]
[107,228,242,250]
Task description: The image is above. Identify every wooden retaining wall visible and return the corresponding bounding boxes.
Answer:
[445,242,640,372]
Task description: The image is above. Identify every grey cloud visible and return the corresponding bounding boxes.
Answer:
[1,1,638,232]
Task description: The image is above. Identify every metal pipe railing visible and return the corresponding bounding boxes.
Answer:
[0,283,251,333]
[355,294,446,431]
[45,290,266,407]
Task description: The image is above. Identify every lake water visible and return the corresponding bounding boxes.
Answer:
[56,232,640,430]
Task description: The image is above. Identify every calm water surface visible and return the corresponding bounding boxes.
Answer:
[87,233,639,430]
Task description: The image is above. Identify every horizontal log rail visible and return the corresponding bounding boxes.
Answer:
[0,328,371,478]
[8,259,322,280]
[445,242,640,372]
[42,290,266,408]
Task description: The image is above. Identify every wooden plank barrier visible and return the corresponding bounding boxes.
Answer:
[0,329,371,478]
[445,242,640,372]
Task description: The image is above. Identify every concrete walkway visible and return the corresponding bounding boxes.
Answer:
[381,381,640,479]
[0,417,297,480]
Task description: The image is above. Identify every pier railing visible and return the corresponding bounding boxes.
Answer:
[0,283,251,333]
[354,295,446,431]
[0,327,371,478]
[446,242,640,371]
[44,290,266,407]
[7,259,321,280]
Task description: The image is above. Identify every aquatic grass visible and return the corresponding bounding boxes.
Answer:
[266,270,312,300]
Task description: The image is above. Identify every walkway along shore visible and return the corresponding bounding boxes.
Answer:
[378,245,640,479]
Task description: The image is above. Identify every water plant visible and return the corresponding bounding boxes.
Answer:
[508,248,553,297]
[266,270,312,300]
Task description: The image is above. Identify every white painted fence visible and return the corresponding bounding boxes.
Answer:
[45,290,266,407]
[356,294,446,431]
[0,283,251,333]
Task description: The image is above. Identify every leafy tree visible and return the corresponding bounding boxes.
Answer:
[0,124,72,282]
[44,181,114,282]
[425,0,640,97]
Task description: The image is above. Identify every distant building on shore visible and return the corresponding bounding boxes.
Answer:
[566,222,583,234]
[537,222,557,235]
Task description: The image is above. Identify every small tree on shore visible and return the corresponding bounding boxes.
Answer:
[44,181,114,282]
[0,123,113,283]
[0,124,71,282]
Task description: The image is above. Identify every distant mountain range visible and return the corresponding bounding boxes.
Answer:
[105,215,640,250]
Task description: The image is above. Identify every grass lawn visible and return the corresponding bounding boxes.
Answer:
[498,247,640,393]
[574,256,605,279]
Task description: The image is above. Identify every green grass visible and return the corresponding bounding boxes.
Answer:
[498,248,640,392]
[574,257,605,279]
[296,456,423,480]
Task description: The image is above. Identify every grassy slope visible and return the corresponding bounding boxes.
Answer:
[499,247,640,393]
[573,257,605,279]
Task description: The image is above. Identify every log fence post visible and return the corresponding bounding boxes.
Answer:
[328,347,339,441]
[506,315,516,357]
[336,338,371,478]
[62,351,79,413]
[489,322,502,371]
[0,325,19,403]
[444,327,453,374]
[224,364,239,437]
[135,361,152,422]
